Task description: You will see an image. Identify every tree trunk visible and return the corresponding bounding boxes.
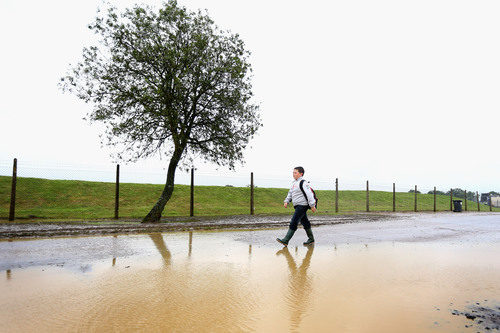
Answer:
[142,148,183,223]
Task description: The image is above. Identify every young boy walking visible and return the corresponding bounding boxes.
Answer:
[277,166,317,246]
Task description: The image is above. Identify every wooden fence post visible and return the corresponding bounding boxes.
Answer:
[393,183,396,212]
[190,168,194,217]
[366,180,369,212]
[114,164,120,219]
[250,172,254,215]
[490,195,493,212]
[450,189,453,211]
[335,178,339,213]
[477,191,480,211]
[414,185,417,212]
[433,186,436,212]
[9,158,17,221]
[464,190,467,211]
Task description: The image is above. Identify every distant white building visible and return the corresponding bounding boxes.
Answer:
[491,196,500,207]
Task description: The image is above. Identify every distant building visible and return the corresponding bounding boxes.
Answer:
[480,193,500,207]
[480,193,490,204]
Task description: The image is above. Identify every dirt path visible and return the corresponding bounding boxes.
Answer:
[1,212,498,240]
[0,212,413,239]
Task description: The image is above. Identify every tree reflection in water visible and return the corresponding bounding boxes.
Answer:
[276,245,314,332]
[149,233,172,267]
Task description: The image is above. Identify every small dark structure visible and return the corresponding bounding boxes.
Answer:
[453,200,463,212]
[480,193,490,204]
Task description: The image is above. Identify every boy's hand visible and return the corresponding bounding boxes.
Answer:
[284,202,288,208]
[311,207,317,213]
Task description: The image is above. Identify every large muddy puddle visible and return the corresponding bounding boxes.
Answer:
[1,226,499,332]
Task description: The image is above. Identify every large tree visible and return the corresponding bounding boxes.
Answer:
[61,1,261,222]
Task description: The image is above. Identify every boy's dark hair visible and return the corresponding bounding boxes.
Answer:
[294,166,305,175]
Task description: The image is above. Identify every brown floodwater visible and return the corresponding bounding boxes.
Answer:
[1,224,499,332]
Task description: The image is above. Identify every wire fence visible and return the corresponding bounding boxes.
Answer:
[1,158,499,221]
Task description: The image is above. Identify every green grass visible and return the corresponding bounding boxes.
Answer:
[0,176,498,221]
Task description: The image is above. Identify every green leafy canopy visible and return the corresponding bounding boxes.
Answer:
[61,1,261,170]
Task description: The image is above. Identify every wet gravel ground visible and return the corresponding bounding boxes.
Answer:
[0,212,415,239]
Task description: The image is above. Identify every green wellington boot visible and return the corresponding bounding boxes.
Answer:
[276,229,296,246]
[303,228,315,245]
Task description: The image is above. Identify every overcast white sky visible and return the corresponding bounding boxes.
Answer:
[0,0,499,192]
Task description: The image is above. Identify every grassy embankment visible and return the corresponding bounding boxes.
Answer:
[0,176,498,221]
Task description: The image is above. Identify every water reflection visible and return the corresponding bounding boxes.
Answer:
[2,232,500,332]
[71,233,257,331]
[111,235,118,267]
[79,264,92,273]
[148,233,171,267]
[276,245,314,332]
[188,231,193,258]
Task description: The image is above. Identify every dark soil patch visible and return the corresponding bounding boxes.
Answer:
[450,300,500,331]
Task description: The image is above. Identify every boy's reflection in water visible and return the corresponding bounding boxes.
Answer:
[276,245,314,332]
[149,233,172,267]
